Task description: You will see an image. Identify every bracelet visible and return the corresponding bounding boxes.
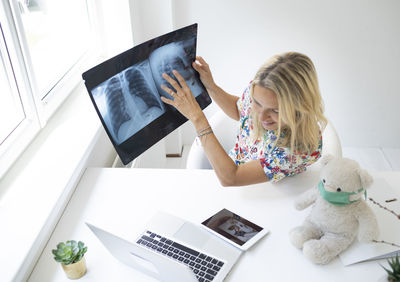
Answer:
[197,129,213,138]
[197,126,211,135]
[195,129,213,146]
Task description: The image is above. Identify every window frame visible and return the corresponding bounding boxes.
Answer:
[0,0,103,178]
[9,0,102,124]
[0,1,40,178]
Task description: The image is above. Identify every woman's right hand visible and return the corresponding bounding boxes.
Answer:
[192,56,217,92]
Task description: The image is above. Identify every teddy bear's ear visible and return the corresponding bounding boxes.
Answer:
[358,168,373,189]
[320,154,335,166]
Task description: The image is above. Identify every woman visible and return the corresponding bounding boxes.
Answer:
[160,52,327,186]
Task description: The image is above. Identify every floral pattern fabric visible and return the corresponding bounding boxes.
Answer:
[228,84,322,183]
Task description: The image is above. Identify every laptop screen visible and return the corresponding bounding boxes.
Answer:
[82,23,211,164]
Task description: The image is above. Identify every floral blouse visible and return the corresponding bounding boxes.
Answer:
[228,84,322,183]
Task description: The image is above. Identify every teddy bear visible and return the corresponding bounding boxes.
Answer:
[289,155,379,264]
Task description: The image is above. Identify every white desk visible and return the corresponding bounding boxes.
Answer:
[28,168,398,282]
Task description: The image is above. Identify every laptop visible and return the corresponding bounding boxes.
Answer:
[87,211,244,282]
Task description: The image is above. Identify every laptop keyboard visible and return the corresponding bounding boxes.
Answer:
[136,230,224,282]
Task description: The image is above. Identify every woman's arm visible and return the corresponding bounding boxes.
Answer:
[192,56,240,121]
[161,70,268,186]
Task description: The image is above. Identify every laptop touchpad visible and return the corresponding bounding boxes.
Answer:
[173,222,210,249]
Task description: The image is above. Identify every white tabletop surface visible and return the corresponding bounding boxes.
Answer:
[28,168,399,282]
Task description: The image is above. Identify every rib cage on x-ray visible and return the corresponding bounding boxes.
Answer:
[83,24,207,164]
[155,56,188,93]
[124,66,163,109]
[92,40,205,146]
[104,77,131,141]
[94,60,165,145]
[150,41,204,100]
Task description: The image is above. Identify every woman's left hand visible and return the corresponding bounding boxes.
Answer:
[160,70,204,122]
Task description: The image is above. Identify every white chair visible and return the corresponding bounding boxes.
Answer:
[185,110,342,169]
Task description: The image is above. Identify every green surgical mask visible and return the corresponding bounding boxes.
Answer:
[318,181,366,206]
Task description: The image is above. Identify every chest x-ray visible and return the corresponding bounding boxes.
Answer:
[83,24,211,164]
[91,60,165,144]
[150,41,204,101]
[91,39,203,145]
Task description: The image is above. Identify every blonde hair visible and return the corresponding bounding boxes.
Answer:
[250,52,327,154]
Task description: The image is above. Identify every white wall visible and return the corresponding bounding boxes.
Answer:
[100,0,133,58]
[171,0,400,148]
[130,0,173,44]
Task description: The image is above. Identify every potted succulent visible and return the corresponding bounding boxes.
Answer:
[52,240,88,279]
[382,255,400,282]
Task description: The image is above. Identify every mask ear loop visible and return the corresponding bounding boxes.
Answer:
[350,187,367,204]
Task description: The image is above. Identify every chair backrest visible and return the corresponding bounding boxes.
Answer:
[320,120,342,158]
[185,111,342,169]
[186,110,237,169]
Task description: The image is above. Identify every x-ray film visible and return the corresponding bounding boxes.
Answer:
[82,24,211,164]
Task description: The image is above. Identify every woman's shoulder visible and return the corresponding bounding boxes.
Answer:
[240,82,252,103]
[237,82,253,119]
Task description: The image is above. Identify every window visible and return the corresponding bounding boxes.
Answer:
[0,0,100,178]
[0,26,25,145]
[18,0,91,99]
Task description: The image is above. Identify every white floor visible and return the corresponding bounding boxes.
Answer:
[166,146,400,171]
